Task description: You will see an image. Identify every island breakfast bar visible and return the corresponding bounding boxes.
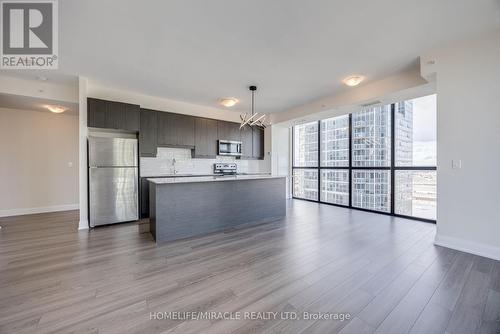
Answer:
[148,175,286,243]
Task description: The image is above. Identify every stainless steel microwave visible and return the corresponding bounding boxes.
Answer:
[218,140,242,156]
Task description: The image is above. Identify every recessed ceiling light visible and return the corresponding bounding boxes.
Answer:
[343,75,365,87]
[219,97,239,108]
[46,105,66,113]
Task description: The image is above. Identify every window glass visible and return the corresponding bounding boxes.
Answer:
[352,105,391,167]
[293,121,318,167]
[293,169,318,200]
[320,115,349,167]
[395,95,437,166]
[321,170,349,205]
[395,170,436,220]
[352,170,391,212]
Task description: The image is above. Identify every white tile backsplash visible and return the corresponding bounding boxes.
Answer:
[140,147,270,176]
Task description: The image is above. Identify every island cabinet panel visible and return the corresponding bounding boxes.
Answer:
[252,127,264,159]
[240,127,253,159]
[149,177,287,243]
[139,109,158,157]
[157,112,195,148]
[217,121,241,142]
[87,98,140,131]
[193,118,218,158]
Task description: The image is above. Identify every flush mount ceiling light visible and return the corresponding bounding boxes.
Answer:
[239,86,269,129]
[46,105,66,113]
[343,75,365,87]
[219,97,239,108]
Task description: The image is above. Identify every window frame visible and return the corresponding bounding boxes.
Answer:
[292,103,436,224]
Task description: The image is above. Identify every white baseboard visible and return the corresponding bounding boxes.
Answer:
[78,219,89,230]
[0,204,79,218]
[434,234,500,261]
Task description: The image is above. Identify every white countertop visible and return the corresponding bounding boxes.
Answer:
[142,172,273,178]
[148,174,286,184]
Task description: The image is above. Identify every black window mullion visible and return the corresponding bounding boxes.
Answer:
[393,166,437,171]
[348,114,352,208]
[291,125,295,168]
[317,120,321,202]
[292,166,319,169]
[291,125,295,197]
[390,103,395,214]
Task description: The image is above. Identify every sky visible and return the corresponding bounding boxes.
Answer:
[411,94,437,142]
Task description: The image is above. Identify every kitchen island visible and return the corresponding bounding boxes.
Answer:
[148,175,286,243]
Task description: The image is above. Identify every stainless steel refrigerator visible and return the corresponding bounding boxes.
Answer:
[88,136,139,227]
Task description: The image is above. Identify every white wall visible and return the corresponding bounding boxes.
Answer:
[0,75,78,103]
[426,30,500,260]
[271,124,291,198]
[0,107,79,217]
[78,77,89,229]
[141,147,270,177]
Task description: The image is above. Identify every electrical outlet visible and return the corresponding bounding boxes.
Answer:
[452,159,462,169]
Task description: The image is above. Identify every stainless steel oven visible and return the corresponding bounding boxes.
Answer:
[218,140,242,156]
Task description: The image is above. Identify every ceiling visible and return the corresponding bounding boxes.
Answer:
[0,93,79,115]
[8,0,500,113]
[0,71,78,86]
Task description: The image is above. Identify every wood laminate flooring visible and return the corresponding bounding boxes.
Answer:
[0,200,499,334]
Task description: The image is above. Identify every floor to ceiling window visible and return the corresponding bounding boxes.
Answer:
[320,115,350,206]
[393,95,437,220]
[292,95,437,222]
[293,121,319,201]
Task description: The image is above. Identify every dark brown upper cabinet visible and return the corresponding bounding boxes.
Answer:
[157,112,195,148]
[87,98,140,132]
[240,127,253,159]
[239,126,264,160]
[193,118,218,158]
[217,121,241,142]
[139,109,158,157]
[88,98,107,128]
[252,127,265,159]
[89,98,264,160]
